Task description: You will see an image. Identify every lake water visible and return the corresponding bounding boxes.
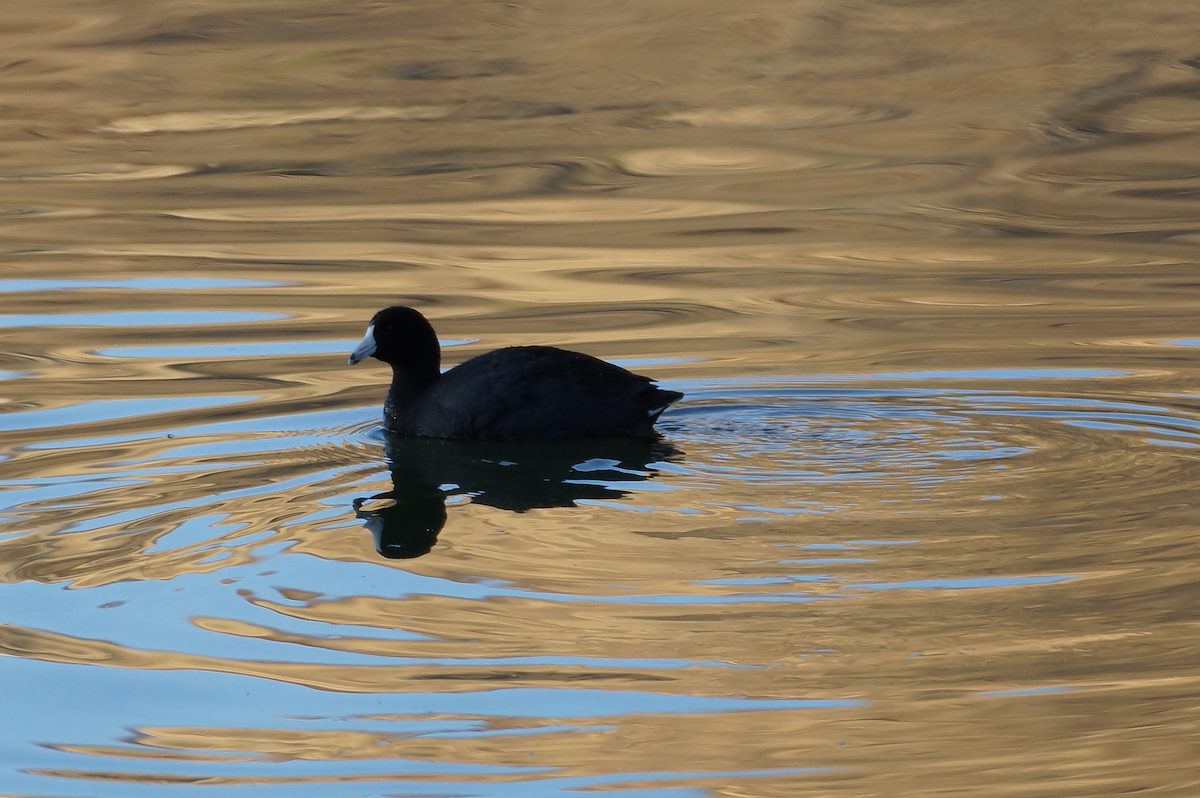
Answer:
[2,2,1199,796]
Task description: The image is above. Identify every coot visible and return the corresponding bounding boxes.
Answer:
[348,306,683,441]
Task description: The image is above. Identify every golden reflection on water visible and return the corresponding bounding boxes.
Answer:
[2,0,1200,796]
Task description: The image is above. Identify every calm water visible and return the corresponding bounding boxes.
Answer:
[3,2,1200,796]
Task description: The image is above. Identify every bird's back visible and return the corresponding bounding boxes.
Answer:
[389,346,681,441]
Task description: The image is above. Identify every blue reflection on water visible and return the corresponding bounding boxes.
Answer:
[23,406,368,450]
[1,657,844,796]
[3,657,866,779]
[0,395,253,432]
[5,658,866,725]
[611,356,702,368]
[8,576,767,671]
[0,310,285,327]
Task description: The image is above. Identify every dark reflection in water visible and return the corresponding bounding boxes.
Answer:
[354,435,682,558]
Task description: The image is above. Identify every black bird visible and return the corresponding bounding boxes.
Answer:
[348,306,683,441]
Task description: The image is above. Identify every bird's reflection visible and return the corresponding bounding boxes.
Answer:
[353,435,681,558]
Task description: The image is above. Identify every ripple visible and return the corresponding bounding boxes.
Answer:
[0,277,284,293]
[100,105,455,134]
[648,102,902,129]
[1097,90,1200,136]
[656,376,1200,521]
[481,301,733,334]
[162,197,773,224]
[847,574,1078,591]
[666,384,1028,493]
[0,310,285,327]
[616,146,828,176]
[386,58,521,80]
[0,395,254,433]
[0,163,197,181]
[98,336,476,360]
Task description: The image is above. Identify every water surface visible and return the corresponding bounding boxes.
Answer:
[2,1,1199,796]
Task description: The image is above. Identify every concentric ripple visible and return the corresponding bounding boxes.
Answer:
[650,376,1200,526]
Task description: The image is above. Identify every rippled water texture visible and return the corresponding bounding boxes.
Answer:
[3,1,1200,796]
